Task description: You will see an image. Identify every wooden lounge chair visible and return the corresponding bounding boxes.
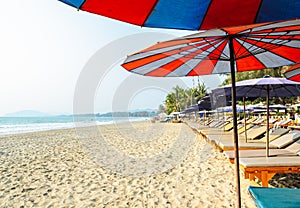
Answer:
[245,117,260,124]
[219,142,277,151]
[252,117,266,125]
[219,130,300,151]
[207,119,218,127]
[258,128,289,142]
[215,120,229,128]
[199,126,233,136]
[246,126,268,140]
[217,125,267,148]
[237,123,254,134]
[239,156,300,187]
[248,186,300,208]
[224,122,234,131]
[224,132,300,163]
[224,118,256,131]
[268,117,278,124]
[270,130,300,149]
[273,119,293,128]
[209,120,225,128]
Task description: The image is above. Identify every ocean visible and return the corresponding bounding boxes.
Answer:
[0,116,149,135]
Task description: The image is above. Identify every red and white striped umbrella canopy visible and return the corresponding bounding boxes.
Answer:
[284,62,300,82]
[122,19,300,77]
[59,0,300,31]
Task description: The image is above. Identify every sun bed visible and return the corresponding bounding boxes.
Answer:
[270,130,300,149]
[237,123,254,134]
[223,117,245,131]
[198,127,233,138]
[224,133,300,163]
[219,130,300,151]
[273,119,293,128]
[246,126,268,140]
[215,120,229,128]
[268,117,278,124]
[288,125,300,131]
[205,122,264,139]
[245,117,260,124]
[252,117,266,125]
[248,186,300,208]
[224,122,234,131]
[219,141,277,151]
[239,117,264,129]
[239,156,300,187]
[258,128,289,142]
[209,120,223,128]
[215,125,267,149]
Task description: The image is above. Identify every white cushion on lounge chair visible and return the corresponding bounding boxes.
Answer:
[224,139,300,160]
[217,130,299,151]
[240,156,300,167]
[259,128,289,142]
[270,130,300,148]
[219,141,275,151]
[246,126,267,140]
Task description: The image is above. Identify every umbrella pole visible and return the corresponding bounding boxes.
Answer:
[223,105,225,131]
[266,86,270,157]
[229,37,241,208]
[243,97,248,143]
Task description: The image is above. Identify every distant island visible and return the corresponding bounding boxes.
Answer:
[4,109,158,117]
[95,111,157,117]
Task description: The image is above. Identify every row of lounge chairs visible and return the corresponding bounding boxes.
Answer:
[186,116,300,207]
[194,117,300,187]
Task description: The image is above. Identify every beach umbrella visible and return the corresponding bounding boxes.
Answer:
[58,0,300,30]
[182,104,198,114]
[182,95,212,113]
[122,19,300,76]
[284,62,300,82]
[121,19,300,204]
[212,76,300,156]
[220,105,251,113]
[183,101,211,113]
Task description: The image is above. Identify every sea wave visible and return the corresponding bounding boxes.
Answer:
[0,117,148,135]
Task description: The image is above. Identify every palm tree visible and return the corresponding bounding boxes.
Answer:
[173,85,186,112]
[165,93,178,114]
[194,82,208,103]
[164,82,208,114]
[185,88,195,107]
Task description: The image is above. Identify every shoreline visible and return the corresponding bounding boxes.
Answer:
[0,121,256,207]
[0,117,149,137]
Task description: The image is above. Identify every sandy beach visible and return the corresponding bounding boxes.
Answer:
[0,121,257,207]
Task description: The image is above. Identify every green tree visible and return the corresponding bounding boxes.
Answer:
[163,82,208,114]
[194,82,208,103]
[172,85,186,112]
[185,88,196,107]
[165,93,178,114]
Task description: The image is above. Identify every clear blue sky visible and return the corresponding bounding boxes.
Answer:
[0,0,225,115]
